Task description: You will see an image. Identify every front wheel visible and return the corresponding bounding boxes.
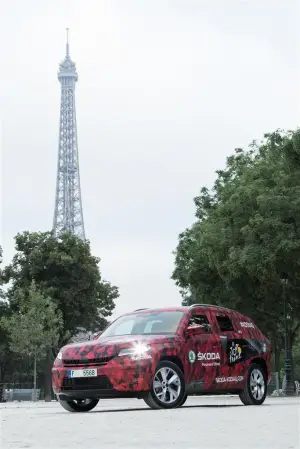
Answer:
[143,360,186,409]
[58,398,99,412]
[239,363,267,405]
[176,394,188,407]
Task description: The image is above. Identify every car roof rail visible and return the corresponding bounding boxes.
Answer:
[133,308,148,312]
[189,303,234,312]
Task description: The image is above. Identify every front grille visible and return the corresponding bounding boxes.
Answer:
[63,356,114,367]
[61,375,113,391]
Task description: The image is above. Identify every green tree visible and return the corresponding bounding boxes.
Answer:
[0,248,29,394]
[172,129,300,376]
[0,301,11,385]
[2,282,63,358]
[4,231,118,335]
[293,331,300,381]
[3,231,119,400]
[1,282,63,399]
[0,246,9,384]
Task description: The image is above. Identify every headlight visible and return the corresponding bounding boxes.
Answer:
[56,351,63,360]
[119,342,152,360]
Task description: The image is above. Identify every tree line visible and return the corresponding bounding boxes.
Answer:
[172,128,300,382]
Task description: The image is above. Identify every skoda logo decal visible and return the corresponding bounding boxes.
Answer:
[188,350,196,364]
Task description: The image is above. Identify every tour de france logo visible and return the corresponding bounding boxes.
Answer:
[228,342,242,364]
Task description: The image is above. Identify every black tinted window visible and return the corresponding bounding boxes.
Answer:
[216,315,234,331]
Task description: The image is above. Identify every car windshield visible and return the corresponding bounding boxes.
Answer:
[100,311,184,338]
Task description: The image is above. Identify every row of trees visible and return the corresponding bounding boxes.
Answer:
[172,129,300,380]
[0,231,119,400]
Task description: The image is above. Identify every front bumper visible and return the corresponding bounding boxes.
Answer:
[52,357,154,398]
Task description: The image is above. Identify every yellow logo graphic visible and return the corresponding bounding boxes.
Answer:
[229,342,242,363]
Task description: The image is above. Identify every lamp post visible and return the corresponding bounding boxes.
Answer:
[281,275,294,396]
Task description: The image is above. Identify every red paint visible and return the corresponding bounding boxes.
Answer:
[52,305,271,398]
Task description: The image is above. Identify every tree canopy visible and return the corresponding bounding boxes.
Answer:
[172,129,300,346]
[0,247,8,370]
[1,281,63,359]
[3,231,119,342]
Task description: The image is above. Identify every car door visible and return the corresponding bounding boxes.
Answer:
[184,308,222,391]
[213,312,246,385]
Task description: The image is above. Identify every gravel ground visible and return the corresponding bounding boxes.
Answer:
[1,396,300,449]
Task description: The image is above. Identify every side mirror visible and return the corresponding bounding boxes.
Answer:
[92,331,103,340]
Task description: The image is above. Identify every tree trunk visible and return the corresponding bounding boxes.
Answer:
[289,334,295,386]
[274,345,280,372]
[44,348,53,402]
[291,323,299,389]
[274,345,281,389]
[33,349,37,402]
[0,362,3,402]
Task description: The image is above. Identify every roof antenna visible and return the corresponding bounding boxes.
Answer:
[66,28,70,57]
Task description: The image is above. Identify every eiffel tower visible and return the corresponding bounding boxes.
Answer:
[53,29,85,239]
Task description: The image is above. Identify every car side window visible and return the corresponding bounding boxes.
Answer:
[187,314,211,333]
[216,315,234,332]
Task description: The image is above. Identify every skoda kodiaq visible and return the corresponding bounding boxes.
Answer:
[52,305,271,412]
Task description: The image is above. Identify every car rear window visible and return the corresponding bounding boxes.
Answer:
[216,315,234,332]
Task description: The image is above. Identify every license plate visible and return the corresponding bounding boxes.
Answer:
[67,369,97,378]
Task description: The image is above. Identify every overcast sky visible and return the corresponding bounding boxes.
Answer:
[1,0,299,317]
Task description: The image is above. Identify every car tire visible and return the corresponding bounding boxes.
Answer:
[58,398,99,412]
[143,360,186,409]
[239,363,267,406]
[176,394,188,407]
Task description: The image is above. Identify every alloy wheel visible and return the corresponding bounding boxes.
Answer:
[250,368,265,401]
[153,366,181,405]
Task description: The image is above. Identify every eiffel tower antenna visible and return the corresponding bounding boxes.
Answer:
[66,27,69,56]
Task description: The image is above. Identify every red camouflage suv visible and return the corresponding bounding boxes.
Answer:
[52,305,271,412]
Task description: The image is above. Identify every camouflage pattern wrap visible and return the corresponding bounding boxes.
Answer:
[52,305,271,398]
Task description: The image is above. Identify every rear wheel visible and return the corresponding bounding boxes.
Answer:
[239,363,267,405]
[143,360,186,409]
[58,398,99,413]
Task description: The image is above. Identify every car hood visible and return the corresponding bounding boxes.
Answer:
[61,334,179,360]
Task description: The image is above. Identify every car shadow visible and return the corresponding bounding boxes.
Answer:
[90,403,253,414]
[52,402,272,416]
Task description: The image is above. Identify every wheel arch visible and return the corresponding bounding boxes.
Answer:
[158,355,184,375]
[250,357,268,378]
